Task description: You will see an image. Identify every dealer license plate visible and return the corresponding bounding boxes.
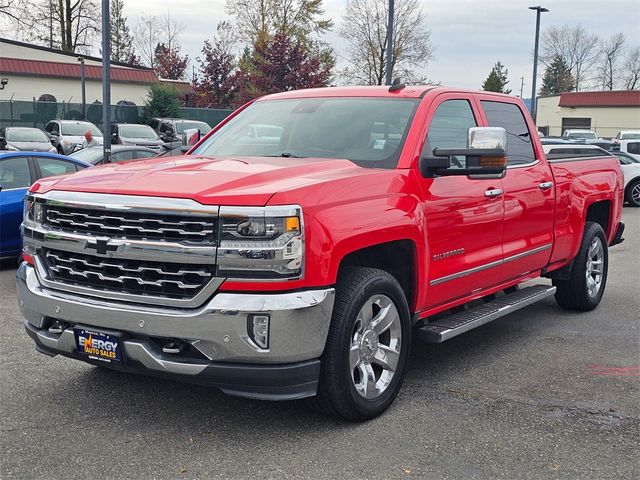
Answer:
[74,327,122,364]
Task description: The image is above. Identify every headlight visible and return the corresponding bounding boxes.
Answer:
[24,195,44,224]
[217,206,304,280]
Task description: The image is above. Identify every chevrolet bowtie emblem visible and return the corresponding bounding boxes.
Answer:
[86,239,117,255]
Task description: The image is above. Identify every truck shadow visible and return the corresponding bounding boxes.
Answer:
[40,299,563,442]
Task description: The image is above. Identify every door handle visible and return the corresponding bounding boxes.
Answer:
[539,181,554,190]
[484,188,503,198]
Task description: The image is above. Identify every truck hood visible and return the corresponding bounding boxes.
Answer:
[31,155,370,206]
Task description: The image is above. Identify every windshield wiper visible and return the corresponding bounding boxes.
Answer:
[264,152,305,158]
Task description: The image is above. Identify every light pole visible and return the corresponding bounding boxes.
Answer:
[385,0,395,85]
[529,5,548,122]
[519,76,525,99]
[77,57,86,120]
[101,0,111,163]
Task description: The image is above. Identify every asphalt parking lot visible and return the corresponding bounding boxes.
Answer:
[1,209,638,480]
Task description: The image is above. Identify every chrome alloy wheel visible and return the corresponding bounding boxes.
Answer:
[632,182,640,204]
[586,237,604,298]
[350,294,402,399]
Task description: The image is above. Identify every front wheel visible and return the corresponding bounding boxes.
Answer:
[553,222,608,311]
[307,267,411,421]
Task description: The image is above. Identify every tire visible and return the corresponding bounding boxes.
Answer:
[553,222,608,311]
[626,179,640,207]
[307,267,411,421]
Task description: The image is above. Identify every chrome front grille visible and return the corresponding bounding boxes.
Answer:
[44,205,217,244]
[43,248,214,299]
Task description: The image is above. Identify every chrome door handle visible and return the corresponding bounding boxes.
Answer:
[484,188,503,198]
[539,181,554,190]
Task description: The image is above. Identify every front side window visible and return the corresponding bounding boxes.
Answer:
[37,158,78,178]
[481,101,536,165]
[0,156,32,189]
[627,142,640,155]
[192,97,418,169]
[422,99,477,169]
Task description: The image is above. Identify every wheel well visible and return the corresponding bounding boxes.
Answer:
[585,200,611,236]
[339,240,417,313]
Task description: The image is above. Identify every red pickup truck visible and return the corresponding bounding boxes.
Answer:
[18,86,624,421]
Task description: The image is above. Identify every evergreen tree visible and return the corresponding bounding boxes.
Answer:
[110,0,136,63]
[482,61,512,94]
[142,84,181,122]
[540,55,575,95]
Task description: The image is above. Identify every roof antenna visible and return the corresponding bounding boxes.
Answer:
[388,78,406,92]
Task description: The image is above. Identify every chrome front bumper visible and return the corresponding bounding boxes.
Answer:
[17,263,335,398]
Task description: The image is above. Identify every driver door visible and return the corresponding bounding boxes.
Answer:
[418,95,505,309]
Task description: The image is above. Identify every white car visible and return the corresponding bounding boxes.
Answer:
[563,129,599,140]
[543,144,640,207]
[617,139,640,161]
[612,130,640,147]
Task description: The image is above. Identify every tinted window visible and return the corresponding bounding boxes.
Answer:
[422,99,477,168]
[0,156,32,189]
[627,142,640,155]
[481,101,536,165]
[547,148,611,160]
[134,150,157,159]
[38,158,78,178]
[111,150,135,162]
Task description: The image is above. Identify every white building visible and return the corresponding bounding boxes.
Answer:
[0,37,156,105]
[537,91,640,138]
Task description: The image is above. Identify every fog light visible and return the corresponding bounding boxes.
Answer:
[247,314,270,349]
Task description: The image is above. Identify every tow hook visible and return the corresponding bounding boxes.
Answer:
[48,321,67,334]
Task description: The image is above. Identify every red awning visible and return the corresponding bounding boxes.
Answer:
[558,90,640,108]
[0,57,158,83]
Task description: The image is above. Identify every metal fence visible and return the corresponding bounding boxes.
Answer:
[0,100,233,130]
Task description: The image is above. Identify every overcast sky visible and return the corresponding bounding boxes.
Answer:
[124,0,640,93]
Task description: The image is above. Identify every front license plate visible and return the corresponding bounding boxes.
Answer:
[74,327,122,364]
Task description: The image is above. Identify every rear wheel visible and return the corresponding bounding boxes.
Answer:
[307,267,411,421]
[553,222,608,311]
[626,179,640,207]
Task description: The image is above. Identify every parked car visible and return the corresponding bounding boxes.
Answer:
[542,144,640,207]
[19,86,624,421]
[70,145,160,165]
[0,127,56,153]
[44,120,103,155]
[0,151,90,259]
[149,118,212,142]
[612,130,640,147]
[562,129,613,150]
[111,123,164,150]
[618,139,640,161]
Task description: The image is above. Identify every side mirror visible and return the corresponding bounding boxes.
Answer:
[419,127,508,177]
[182,128,201,148]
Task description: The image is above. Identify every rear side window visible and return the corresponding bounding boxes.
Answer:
[481,101,536,166]
[547,148,610,160]
[628,142,640,155]
[0,156,32,189]
[423,99,477,169]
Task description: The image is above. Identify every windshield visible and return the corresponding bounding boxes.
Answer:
[119,125,158,139]
[70,147,104,164]
[175,121,212,134]
[191,97,418,169]
[62,123,102,136]
[569,131,597,139]
[6,128,49,142]
[621,133,640,140]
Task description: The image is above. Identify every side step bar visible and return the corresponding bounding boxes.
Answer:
[417,285,556,343]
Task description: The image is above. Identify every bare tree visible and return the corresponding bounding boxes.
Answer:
[339,0,433,85]
[541,24,599,91]
[133,13,186,68]
[226,0,332,44]
[0,0,23,23]
[623,47,640,90]
[597,33,626,90]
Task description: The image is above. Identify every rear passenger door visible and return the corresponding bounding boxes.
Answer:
[478,98,555,282]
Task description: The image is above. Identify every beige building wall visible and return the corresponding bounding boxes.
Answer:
[537,95,640,138]
[0,75,150,104]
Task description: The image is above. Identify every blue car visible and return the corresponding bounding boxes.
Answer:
[0,151,91,259]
